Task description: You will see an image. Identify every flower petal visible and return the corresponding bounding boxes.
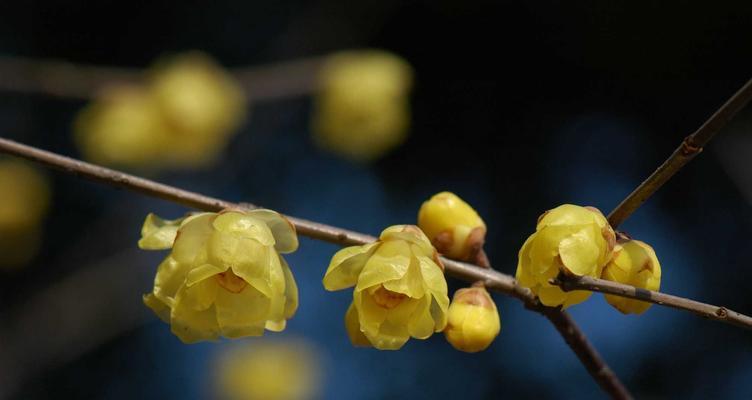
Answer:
[354,290,387,338]
[280,255,299,319]
[345,302,372,347]
[138,213,184,250]
[171,286,221,343]
[212,212,275,246]
[322,242,379,291]
[382,253,425,298]
[407,296,435,339]
[355,241,411,292]
[152,256,191,306]
[246,209,299,253]
[172,213,214,265]
[214,284,270,338]
[186,263,227,286]
[380,225,434,256]
[558,227,601,276]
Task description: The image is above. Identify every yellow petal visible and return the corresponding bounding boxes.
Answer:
[246,209,299,253]
[280,256,299,319]
[529,224,588,274]
[143,293,170,322]
[178,278,219,311]
[212,212,275,246]
[380,225,434,257]
[152,256,191,306]
[558,227,601,276]
[138,213,185,250]
[382,254,425,298]
[215,285,271,338]
[355,240,411,292]
[537,285,569,307]
[264,319,287,332]
[537,204,597,229]
[354,290,388,338]
[407,296,435,339]
[345,302,372,347]
[185,263,227,286]
[515,234,537,287]
[172,213,215,264]
[417,256,449,327]
[322,242,380,291]
[171,286,221,343]
[365,318,411,350]
[227,238,277,297]
[561,290,593,309]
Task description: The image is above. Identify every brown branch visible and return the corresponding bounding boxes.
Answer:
[0,54,324,102]
[552,275,752,330]
[0,137,632,400]
[607,77,752,228]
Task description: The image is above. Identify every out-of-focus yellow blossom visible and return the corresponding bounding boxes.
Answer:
[74,52,247,170]
[418,191,486,261]
[516,204,616,308]
[602,240,661,314]
[323,225,449,350]
[149,52,247,166]
[74,85,169,168]
[215,338,322,400]
[0,159,50,268]
[139,209,299,343]
[444,285,500,353]
[312,50,413,162]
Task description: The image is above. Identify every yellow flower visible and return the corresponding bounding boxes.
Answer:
[139,209,299,343]
[0,159,50,268]
[74,52,247,170]
[444,285,500,353]
[601,240,661,314]
[417,191,486,261]
[149,52,247,167]
[215,338,322,400]
[74,84,169,168]
[312,50,413,162]
[323,225,449,350]
[516,204,616,308]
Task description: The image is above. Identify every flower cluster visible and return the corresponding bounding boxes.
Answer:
[75,52,247,170]
[516,204,616,308]
[323,225,449,350]
[139,209,298,343]
[312,50,413,162]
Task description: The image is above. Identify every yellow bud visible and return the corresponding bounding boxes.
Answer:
[139,209,299,343]
[602,240,661,314]
[444,285,500,353]
[323,225,449,350]
[149,52,247,167]
[74,84,170,168]
[417,191,486,260]
[0,160,50,268]
[312,50,413,162]
[215,338,322,400]
[516,204,616,308]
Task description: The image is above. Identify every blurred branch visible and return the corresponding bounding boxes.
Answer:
[551,275,752,330]
[0,137,632,400]
[607,78,752,228]
[0,54,324,102]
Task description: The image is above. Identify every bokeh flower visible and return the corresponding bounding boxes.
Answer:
[323,225,449,350]
[139,209,299,343]
[417,191,486,261]
[74,52,247,170]
[215,338,322,400]
[312,50,413,162]
[601,239,662,314]
[0,159,50,268]
[516,204,616,308]
[444,285,500,353]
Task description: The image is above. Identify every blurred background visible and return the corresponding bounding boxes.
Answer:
[1,1,751,399]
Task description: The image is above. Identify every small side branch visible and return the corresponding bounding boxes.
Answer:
[552,275,752,330]
[607,77,752,228]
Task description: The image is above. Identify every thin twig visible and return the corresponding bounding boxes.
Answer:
[607,77,752,228]
[0,54,325,102]
[552,275,752,330]
[0,137,631,400]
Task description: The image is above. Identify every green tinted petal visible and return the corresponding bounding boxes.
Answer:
[152,256,191,306]
[139,213,184,250]
[280,256,299,319]
[247,209,299,253]
[322,242,379,291]
[185,263,227,286]
[355,290,387,338]
[215,285,270,338]
[345,302,372,347]
[178,278,219,311]
[408,296,435,339]
[212,212,275,246]
[172,213,214,264]
[170,289,221,343]
[366,319,410,350]
[355,241,411,292]
[382,254,425,298]
[558,228,601,276]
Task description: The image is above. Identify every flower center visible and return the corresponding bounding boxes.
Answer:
[372,286,407,309]
[216,270,248,293]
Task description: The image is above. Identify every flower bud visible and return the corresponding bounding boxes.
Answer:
[312,50,413,162]
[417,191,486,261]
[601,240,661,314]
[444,285,500,353]
[323,225,449,350]
[516,204,616,308]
